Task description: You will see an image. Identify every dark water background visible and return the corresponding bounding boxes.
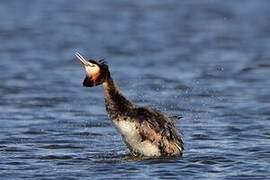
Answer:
[1,0,270,179]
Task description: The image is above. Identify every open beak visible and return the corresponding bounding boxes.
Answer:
[75,52,92,66]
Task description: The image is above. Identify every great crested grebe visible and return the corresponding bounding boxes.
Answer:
[75,52,183,157]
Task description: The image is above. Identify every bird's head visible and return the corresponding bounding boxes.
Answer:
[75,52,110,87]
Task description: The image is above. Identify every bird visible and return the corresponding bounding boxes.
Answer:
[75,52,184,157]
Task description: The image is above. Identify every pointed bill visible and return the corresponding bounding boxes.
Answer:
[75,52,93,66]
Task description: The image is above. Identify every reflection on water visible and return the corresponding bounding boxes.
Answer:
[0,0,270,179]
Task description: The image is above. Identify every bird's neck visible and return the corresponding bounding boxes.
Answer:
[102,77,133,119]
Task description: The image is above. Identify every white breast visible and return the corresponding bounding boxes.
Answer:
[114,120,160,157]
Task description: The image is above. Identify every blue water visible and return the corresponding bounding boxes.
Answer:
[0,0,270,179]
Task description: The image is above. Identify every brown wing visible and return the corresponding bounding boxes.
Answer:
[134,107,184,156]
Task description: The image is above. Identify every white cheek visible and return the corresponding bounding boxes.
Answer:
[85,66,92,76]
[85,66,100,77]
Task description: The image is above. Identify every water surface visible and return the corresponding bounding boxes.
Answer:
[0,0,270,179]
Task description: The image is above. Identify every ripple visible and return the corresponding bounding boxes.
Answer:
[40,155,74,160]
[23,129,48,135]
[72,132,103,136]
[1,147,28,152]
[191,134,213,140]
[40,144,84,149]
